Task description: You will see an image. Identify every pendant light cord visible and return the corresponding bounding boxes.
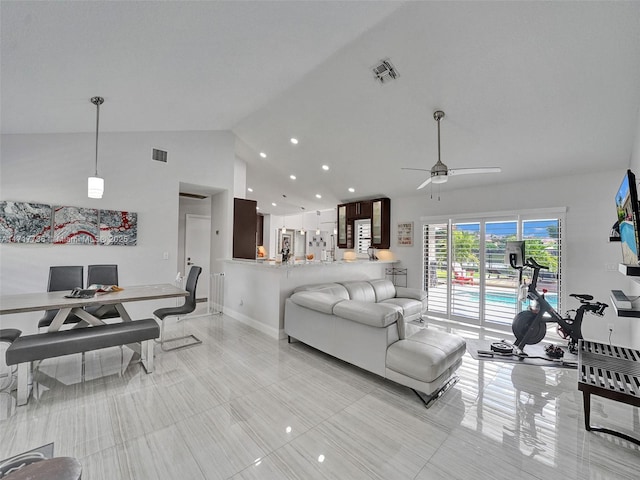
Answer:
[94,100,100,176]
[91,96,104,177]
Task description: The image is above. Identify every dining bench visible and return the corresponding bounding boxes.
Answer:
[5,319,159,406]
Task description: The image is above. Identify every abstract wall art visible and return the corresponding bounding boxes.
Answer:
[99,210,138,246]
[0,201,52,243]
[53,206,99,245]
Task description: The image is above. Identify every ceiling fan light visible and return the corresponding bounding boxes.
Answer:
[431,174,448,184]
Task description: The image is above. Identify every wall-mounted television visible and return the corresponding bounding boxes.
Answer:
[615,169,640,265]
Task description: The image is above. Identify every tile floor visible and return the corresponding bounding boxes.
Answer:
[1,314,638,479]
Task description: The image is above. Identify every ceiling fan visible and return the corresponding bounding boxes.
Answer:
[403,110,501,190]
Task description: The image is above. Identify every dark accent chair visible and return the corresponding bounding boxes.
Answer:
[37,266,84,329]
[153,266,202,351]
[84,264,120,320]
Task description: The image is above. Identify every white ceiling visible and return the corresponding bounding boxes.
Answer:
[3,1,640,215]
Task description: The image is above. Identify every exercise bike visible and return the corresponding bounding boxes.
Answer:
[511,257,608,355]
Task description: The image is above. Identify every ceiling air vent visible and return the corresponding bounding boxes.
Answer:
[152,148,168,163]
[372,59,399,84]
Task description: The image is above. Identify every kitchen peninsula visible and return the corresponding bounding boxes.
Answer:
[223,259,397,339]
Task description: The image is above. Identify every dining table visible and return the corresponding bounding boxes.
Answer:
[0,284,188,332]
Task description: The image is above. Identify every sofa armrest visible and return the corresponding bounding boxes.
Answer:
[333,300,399,328]
[395,286,427,301]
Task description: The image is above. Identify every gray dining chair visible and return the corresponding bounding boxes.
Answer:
[0,329,21,394]
[37,266,84,329]
[153,266,202,351]
[84,264,120,320]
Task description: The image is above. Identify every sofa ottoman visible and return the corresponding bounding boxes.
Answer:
[386,327,467,403]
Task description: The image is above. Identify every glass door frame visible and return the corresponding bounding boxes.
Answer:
[421,207,565,331]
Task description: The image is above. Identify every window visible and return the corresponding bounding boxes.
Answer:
[422,209,564,327]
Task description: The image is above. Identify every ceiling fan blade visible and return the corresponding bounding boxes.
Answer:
[401,167,429,172]
[448,167,501,176]
[416,177,433,189]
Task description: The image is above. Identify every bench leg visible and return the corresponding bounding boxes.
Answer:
[16,362,31,406]
[140,340,154,373]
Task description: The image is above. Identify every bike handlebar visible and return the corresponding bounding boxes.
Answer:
[579,301,608,316]
[525,257,549,270]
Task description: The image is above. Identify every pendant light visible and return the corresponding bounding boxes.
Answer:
[88,96,105,198]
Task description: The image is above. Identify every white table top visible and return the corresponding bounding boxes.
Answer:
[0,284,188,315]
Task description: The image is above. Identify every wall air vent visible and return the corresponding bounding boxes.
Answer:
[152,148,168,162]
[372,59,399,84]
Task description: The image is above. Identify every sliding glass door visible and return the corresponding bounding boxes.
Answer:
[422,211,563,328]
[484,221,518,325]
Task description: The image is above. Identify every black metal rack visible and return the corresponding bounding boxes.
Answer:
[385,267,407,287]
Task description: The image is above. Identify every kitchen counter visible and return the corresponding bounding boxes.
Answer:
[223,258,397,338]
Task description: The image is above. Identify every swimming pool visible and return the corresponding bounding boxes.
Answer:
[459,290,558,310]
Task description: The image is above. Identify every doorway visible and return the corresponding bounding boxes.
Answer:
[185,214,211,302]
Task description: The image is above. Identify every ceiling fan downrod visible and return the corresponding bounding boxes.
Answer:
[431,110,448,183]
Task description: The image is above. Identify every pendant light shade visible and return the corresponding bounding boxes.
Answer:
[88,96,105,199]
[88,176,104,198]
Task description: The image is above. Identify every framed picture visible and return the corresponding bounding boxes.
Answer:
[278,231,293,255]
[53,206,99,245]
[397,221,413,247]
[0,201,52,244]
[99,210,138,246]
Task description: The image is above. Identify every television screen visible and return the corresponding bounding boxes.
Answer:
[615,169,640,265]
[505,240,525,268]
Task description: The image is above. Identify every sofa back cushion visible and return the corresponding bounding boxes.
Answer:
[340,281,376,302]
[293,283,349,299]
[368,279,397,302]
[289,292,345,314]
[333,300,399,328]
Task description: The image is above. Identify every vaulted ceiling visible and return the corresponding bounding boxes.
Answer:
[3,1,640,215]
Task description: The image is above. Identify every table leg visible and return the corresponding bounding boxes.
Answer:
[114,303,132,322]
[582,390,592,431]
[47,307,72,332]
[72,307,105,326]
[16,363,30,406]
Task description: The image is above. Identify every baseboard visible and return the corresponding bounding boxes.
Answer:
[223,307,283,339]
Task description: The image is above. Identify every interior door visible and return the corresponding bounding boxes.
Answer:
[185,214,211,301]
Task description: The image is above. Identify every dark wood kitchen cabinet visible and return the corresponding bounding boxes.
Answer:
[336,197,390,249]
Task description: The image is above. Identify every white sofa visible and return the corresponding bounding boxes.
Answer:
[284,279,466,405]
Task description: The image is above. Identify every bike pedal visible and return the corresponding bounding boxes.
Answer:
[545,344,564,359]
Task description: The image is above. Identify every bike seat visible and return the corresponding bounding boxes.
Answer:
[570,293,594,301]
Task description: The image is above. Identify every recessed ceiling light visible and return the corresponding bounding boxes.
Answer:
[272,202,277,207]
[315,194,322,199]
[290,174,296,180]
[247,187,253,192]
[322,165,329,171]
[348,187,355,193]
[256,206,259,210]
[290,138,298,145]
[259,152,267,158]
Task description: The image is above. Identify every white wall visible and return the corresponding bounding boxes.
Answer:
[0,130,235,331]
[233,156,247,199]
[389,169,635,347]
[626,105,640,346]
